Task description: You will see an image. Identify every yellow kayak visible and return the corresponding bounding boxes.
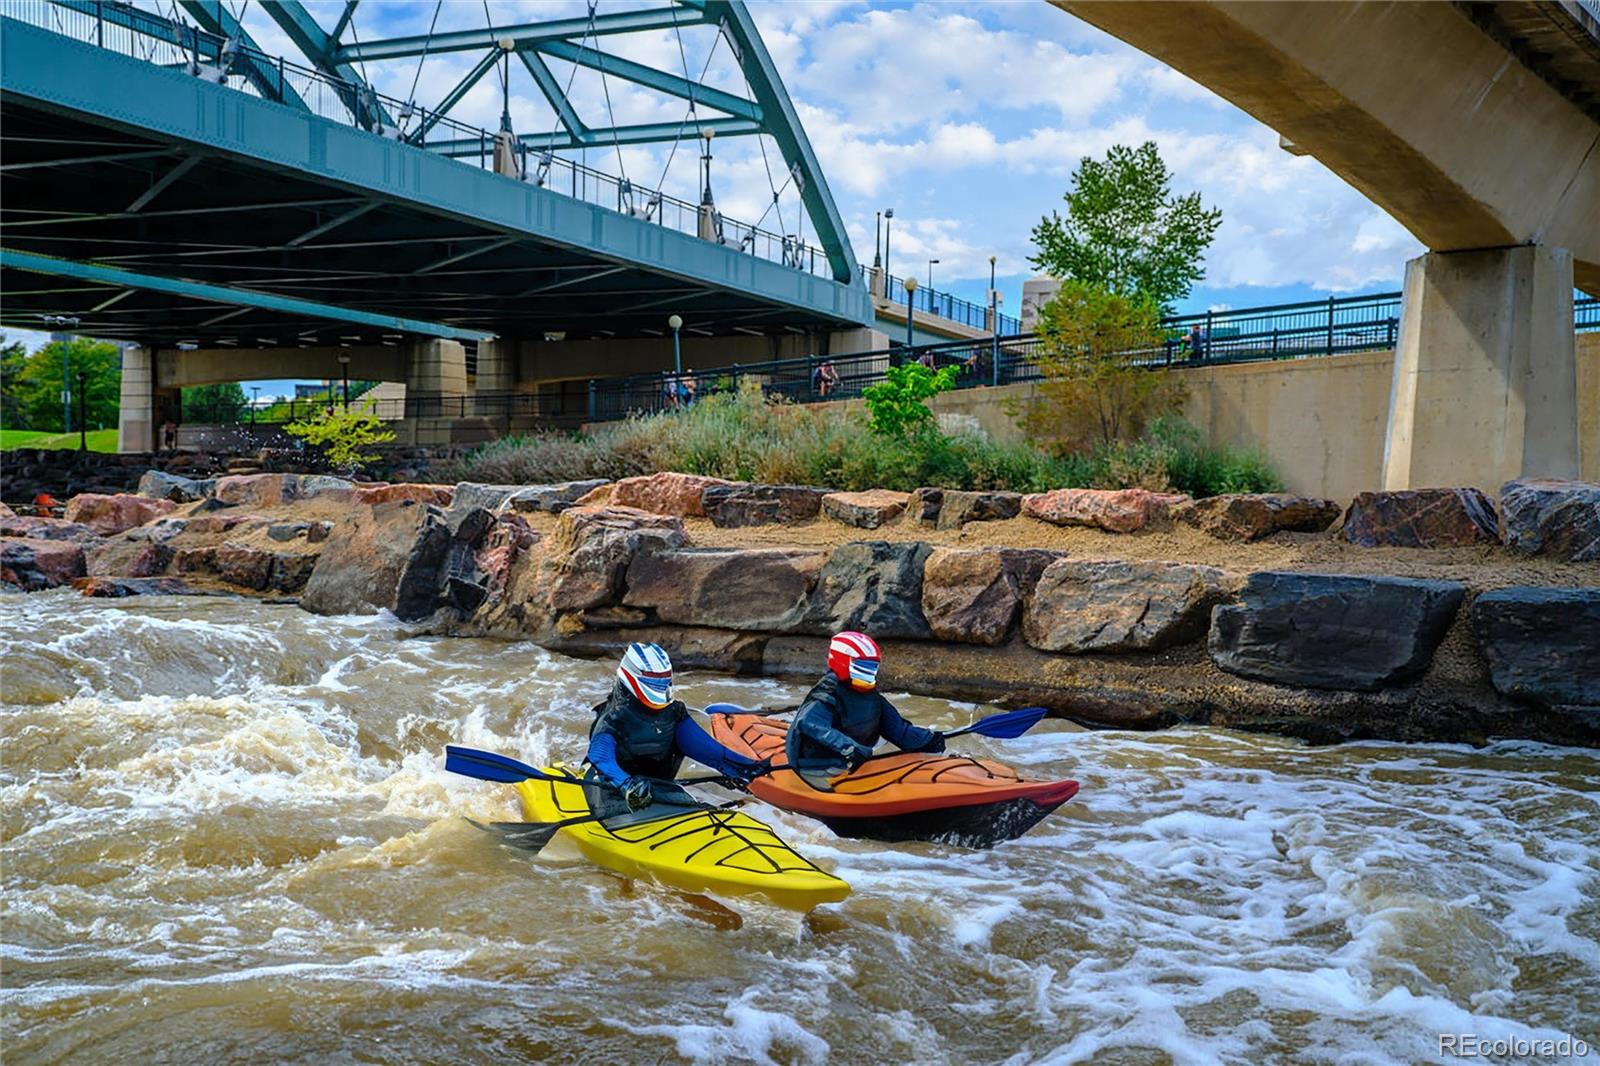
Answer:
[514,765,850,912]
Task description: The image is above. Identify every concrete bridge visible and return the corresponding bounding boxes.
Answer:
[1055,0,1600,490]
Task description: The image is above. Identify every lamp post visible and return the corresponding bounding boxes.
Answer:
[62,345,71,436]
[988,255,1000,386]
[927,258,939,292]
[902,275,918,352]
[338,354,350,411]
[76,370,87,452]
[873,211,882,269]
[668,314,683,374]
[250,385,260,427]
[883,208,894,282]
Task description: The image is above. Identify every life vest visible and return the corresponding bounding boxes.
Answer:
[786,674,886,769]
[589,682,688,781]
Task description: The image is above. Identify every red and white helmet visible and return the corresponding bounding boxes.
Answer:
[828,631,881,691]
[618,642,674,710]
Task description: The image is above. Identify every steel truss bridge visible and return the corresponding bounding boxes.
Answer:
[0,0,877,350]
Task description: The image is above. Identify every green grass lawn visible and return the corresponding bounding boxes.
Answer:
[1,428,120,452]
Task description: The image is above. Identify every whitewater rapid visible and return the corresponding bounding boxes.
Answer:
[2,591,1596,1064]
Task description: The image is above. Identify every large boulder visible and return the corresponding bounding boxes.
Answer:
[1209,572,1465,690]
[540,506,687,613]
[211,473,354,508]
[624,548,827,630]
[1186,493,1341,542]
[1471,587,1600,707]
[610,472,734,518]
[921,547,1060,645]
[450,482,522,514]
[474,513,540,601]
[701,483,828,528]
[506,480,612,515]
[821,489,909,529]
[301,501,453,619]
[1,538,86,590]
[137,469,214,503]
[936,490,1023,530]
[1024,559,1234,653]
[1498,479,1600,561]
[353,483,455,507]
[1022,488,1192,533]
[62,493,176,535]
[796,540,932,639]
[214,543,318,593]
[0,514,104,544]
[86,538,174,578]
[1341,488,1499,548]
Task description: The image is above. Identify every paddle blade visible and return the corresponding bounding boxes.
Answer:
[468,818,564,854]
[957,706,1050,740]
[445,745,544,784]
[703,703,750,715]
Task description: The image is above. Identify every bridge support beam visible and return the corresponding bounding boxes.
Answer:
[1382,245,1578,492]
[116,346,177,453]
[406,338,469,408]
[473,338,516,394]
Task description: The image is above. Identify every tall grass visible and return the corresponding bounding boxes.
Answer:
[437,382,1281,497]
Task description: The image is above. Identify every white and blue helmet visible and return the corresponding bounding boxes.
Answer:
[618,642,674,710]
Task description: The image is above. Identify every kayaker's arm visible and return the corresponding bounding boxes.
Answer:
[878,698,945,753]
[674,717,765,782]
[585,732,631,787]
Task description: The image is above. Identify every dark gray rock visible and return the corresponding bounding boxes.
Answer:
[1209,572,1465,690]
[921,547,1060,645]
[701,483,828,527]
[137,469,213,503]
[625,548,827,630]
[268,522,311,542]
[506,479,611,515]
[450,483,521,514]
[1471,587,1600,707]
[1498,479,1600,561]
[1025,559,1234,653]
[934,490,1023,530]
[797,540,932,639]
[301,501,453,620]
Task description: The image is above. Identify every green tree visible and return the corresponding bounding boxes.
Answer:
[182,382,248,423]
[1030,141,1222,311]
[1012,280,1188,452]
[1,337,29,428]
[285,401,396,474]
[7,338,122,432]
[861,361,957,440]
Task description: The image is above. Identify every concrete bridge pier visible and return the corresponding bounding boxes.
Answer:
[1382,245,1579,492]
[404,338,469,409]
[116,345,180,452]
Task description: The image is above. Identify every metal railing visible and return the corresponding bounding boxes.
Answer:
[867,268,1024,335]
[3,0,834,279]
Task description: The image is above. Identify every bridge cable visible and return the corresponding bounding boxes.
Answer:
[587,1,630,186]
[402,0,445,131]
[650,11,722,206]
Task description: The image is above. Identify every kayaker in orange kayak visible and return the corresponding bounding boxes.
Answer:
[786,632,946,774]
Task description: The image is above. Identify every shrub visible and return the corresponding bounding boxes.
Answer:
[284,403,395,474]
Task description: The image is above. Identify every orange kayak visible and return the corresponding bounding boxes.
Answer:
[708,712,1079,849]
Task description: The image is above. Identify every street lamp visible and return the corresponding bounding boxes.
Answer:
[873,211,883,268]
[250,385,260,427]
[338,354,351,410]
[883,208,894,281]
[988,255,1000,385]
[927,258,940,292]
[902,275,918,352]
[76,370,87,452]
[667,314,683,374]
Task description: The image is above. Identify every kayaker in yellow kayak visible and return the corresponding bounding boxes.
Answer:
[586,642,768,812]
[786,631,947,774]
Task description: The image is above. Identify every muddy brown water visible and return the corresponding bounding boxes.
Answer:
[2,592,1596,1064]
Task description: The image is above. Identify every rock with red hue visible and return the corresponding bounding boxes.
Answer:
[821,489,910,529]
[701,484,828,527]
[214,544,278,590]
[1,537,86,590]
[301,501,452,619]
[1025,559,1235,653]
[1022,488,1193,533]
[86,538,174,578]
[75,576,193,598]
[474,513,540,599]
[625,548,827,630]
[211,473,354,508]
[921,547,1062,645]
[1341,489,1499,549]
[541,506,686,612]
[173,546,218,574]
[1498,478,1600,562]
[609,473,734,518]
[0,514,104,544]
[183,513,268,535]
[354,483,455,507]
[62,493,177,535]
[1186,493,1341,541]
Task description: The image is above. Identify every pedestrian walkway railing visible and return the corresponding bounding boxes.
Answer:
[868,269,1024,335]
[3,0,833,279]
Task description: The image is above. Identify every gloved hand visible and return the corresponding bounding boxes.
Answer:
[621,776,654,812]
[721,757,770,788]
[921,732,947,754]
[840,743,873,771]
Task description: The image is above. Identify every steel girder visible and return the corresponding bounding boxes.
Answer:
[258,0,390,130]
[176,0,309,110]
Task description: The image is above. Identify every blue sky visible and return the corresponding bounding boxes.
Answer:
[6,0,1424,392]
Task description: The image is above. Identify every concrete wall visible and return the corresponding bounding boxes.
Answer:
[922,335,1600,500]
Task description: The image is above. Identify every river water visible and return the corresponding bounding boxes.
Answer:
[2,592,1596,1065]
